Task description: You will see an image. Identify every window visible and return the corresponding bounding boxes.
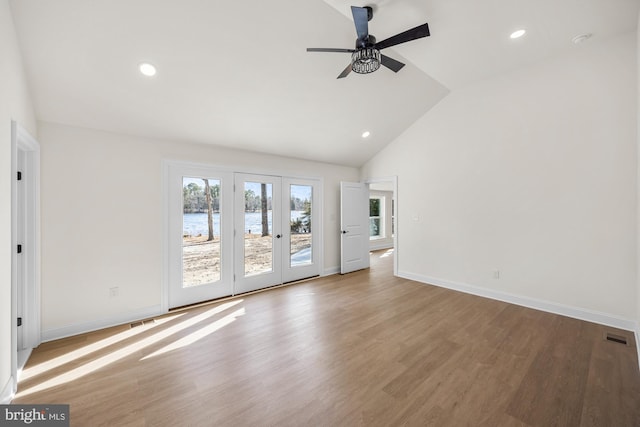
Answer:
[182,176,222,287]
[290,184,313,266]
[369,197,382,238]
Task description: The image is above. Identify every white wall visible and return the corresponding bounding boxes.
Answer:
[637,12,640,344]
[38,122,358,337]
[362,32,638,325]
[0,0,36,401]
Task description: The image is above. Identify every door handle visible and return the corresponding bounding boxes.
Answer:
[275,234,282,239]
[341,230,348,234]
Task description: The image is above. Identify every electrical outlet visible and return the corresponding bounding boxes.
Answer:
[109,287,119,297]
[493,270,500,279]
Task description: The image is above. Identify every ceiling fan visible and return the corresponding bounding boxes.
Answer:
[307,5,430,79]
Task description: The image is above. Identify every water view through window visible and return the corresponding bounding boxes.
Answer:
[182,177,221,287]
[243,181,273,277]
[182,178,314,285]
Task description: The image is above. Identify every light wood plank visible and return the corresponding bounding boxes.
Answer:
[12,250,640,426]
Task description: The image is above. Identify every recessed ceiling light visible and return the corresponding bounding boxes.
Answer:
[572,33,592,44]
[362,131,371,138]
[510,29,526,39]
[139,63,157,77]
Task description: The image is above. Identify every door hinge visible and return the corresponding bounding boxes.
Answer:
[17,244,22,254]
[17,171,22,181]
[17,317,22,327]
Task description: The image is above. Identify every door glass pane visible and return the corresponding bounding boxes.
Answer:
[244,181,273,276]
[290,184,312,266]
[182,177,221,287]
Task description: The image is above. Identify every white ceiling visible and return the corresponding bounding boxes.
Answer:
[9,0,639,167]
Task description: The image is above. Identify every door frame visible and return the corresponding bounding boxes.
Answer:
[9,121,41,401]
[365,176,398,277]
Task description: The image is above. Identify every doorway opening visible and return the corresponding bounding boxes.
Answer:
[367,177,397,276]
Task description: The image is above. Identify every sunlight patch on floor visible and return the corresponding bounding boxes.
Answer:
[380,248,394,258]
[141,308,245,360]
[17,300,244,398]
[21,313,184,381]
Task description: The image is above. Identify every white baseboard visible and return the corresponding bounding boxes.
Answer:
[322,266,340,276]
[17,348,33,379]
[41,304,163,342]
[398,270,637,332]
[1,375,15,404]
[370,242,393,251]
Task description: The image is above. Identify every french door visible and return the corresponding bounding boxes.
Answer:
[167,164,234,308]
[282,177,320,283]
[233,174,282,294]
[234,173,321,294]
[167,163,321,308]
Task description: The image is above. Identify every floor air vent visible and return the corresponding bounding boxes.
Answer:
[130,319,156,328]
[605,332,628,345]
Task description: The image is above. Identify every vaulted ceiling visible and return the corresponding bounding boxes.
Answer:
[9,0,639,167]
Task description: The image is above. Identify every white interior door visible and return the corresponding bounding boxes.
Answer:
[167,164,234,308]
[340,181,370,274]
[234,173,283,294]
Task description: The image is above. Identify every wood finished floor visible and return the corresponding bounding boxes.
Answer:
[14,250,640,426]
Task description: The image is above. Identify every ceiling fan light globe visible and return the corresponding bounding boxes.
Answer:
[351,47,381,74]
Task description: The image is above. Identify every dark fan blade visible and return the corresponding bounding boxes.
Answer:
[351,6,369,42]
[381,54,405,73]
[375,23,430,50]
[337,63,352,79]
[307,48,355,53]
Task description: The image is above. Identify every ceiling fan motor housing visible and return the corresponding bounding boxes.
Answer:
[364,5,374,21]
[355,34,376,49]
